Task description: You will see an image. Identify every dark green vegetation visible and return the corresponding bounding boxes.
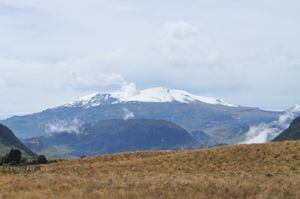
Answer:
[0,123,35,157]
[273,116,300,141]
[0,124,48,166]
[25,119,200,158]
[0,149,48,166]
[1,149,22,165]
[1,101,280,145]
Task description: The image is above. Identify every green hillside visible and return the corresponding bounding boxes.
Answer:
[0,123,35,157]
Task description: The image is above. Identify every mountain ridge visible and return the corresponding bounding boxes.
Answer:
[63,87,239,108]
[0,87,282,144]
[2,86,293,147]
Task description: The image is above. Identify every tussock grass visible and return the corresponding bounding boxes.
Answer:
[0,165,41,174]
[0,141,300,198]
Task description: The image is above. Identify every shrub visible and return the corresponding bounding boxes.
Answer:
[30,159,38,165]
[37,155,48,164]
[20,157,28,164]
[8,149,22,164]
[1,155,10,164]
[1,149,22,165]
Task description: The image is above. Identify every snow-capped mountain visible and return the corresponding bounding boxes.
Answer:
[64,87,238,108]
[1,86,281,147]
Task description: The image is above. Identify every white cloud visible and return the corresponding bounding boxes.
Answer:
[0,56,131,114]
[123,108,134,120]
[159,21,219,67]
[46,118,82,135]
[240,105,300,144]
[0,0,300,114]
[163,21,198,40]
[66,72,126,91]
[240,124,280,144]
[119,82,138,98]
[112,5,140,12]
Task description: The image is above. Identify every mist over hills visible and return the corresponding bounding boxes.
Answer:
[273,116,300,142]
[240,105,300,144]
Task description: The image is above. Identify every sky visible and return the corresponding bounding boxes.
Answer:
[0,0,299,118]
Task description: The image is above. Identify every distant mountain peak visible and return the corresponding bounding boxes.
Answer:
[64,87,239,108]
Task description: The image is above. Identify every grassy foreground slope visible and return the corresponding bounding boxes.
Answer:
[1,141,300,199]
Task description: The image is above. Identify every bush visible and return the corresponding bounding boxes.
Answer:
[37,155,48,164]
[1,149,49,166]
[8,149,21,164]
[20,157,28,164]
[30,159,38,165]
[1,149,22,165]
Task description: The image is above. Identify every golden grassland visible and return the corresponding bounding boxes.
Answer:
[0,141,300,199]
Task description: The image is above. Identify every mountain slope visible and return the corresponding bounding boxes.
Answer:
[25,119,200,157]
[273,116,300,141]
[0,123,35,156]
[1,87,280,146]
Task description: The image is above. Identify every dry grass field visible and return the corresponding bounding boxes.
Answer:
[0,141,300,199]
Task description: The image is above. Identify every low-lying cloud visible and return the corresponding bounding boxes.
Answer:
[240,106,300,144]
[46,118,82,135]
[240,124,281,144]
[123,108,134,120]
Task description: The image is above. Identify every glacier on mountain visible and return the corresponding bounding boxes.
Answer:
[64,87,238,108]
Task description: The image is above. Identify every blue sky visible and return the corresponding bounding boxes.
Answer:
[0,0,299,117]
